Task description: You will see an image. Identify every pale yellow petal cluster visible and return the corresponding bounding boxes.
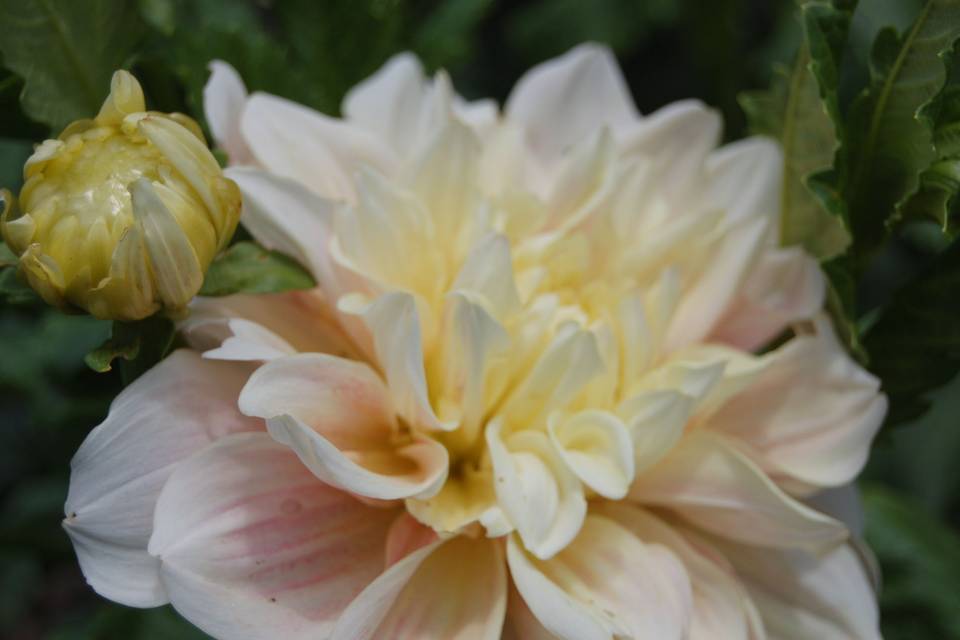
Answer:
[1,70,241,320]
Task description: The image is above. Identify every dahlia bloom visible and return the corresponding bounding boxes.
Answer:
[64,46,886,639]
[1,71,241,320]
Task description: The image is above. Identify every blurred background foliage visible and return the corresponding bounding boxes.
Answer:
[0,0,958,638]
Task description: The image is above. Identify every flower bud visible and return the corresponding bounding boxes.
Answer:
[0,70,241,320]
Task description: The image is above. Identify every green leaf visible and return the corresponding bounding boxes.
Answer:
[840,0,960,263]
[0,265,39,306]
[199,241,316,297]
[0,0,145,132]
[899,84,960,236]
[863,486,960,639]
[739,1,853,260]
[863,237,960,424]
[85,315,175,384]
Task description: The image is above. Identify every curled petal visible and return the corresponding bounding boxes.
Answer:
[547,409,634,499]
[239,353,448,500]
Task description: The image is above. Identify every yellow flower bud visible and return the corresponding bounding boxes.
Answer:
[0,70,241,320]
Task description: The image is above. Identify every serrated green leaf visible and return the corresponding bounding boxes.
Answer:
[84,322,142,373]
[863,486,960,638]
[841,0,960,262]
[738,2,852,260]
[864,237,960,425]
[199,241,316,297]
[0,0,145,132]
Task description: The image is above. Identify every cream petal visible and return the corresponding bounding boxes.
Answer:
[712,246,826,351]
[147,433,396,640]
[707,316,886,493]
[502,323,605,427]
[452,233,522,320]
[240,92,397,201]
[332,536,506,640]
[506,44,637,163]
[383,512,438,567]
[63,351,259,607]
[361,291,451,431]
[617,390,694,474]
[225,167,337,287]
[504,585,560,640]
[595,504,764,640]
[487,421,586,559]
[239,353,448,500]
[547,409,634,499]
[629,432,847,553]
[507,515,693,640]
[203,60,252,164]
[713,537,880,640]
[411,117,482,251]
[545,127,616,231]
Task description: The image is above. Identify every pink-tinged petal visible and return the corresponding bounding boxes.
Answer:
[711,246,826,351]
[240,92,397,201]
[203,60,252,164]
[595,504,764,640]
[704,137,783,225]
[148,433,397,640]
[239,353,449,500]
[224,167,337,288]
[507,515,693,640]
[666,215,769,351]
[711,536,880,640]
[506,44,637,164]
[384,513,438,567]
[63,351,260,607]
[707,316,886,493]
[333,536,507,640]
[629,431,847,553]
[504,585,559,640]
[183,290,356,361]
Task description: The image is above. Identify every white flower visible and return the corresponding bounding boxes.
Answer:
[64,45,885,639]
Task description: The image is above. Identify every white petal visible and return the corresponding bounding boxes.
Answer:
[343,53,430,155]
[714,538,880,640]
[63,351,259,607]
[201,318,296,361]
[506,44,637,163]
[595,504,764,640]
[225,167,336,287]
[630,431,848,553]
[148,433,397,640]
[240,92,396,201]
[333,536,506,640]
[239,353,448,500]
[707,316,886,493]
[487,421,586,559]
[203,60,251,164]
[507,515,693,640]
[712,246,826,351]
[548,409,634,499]
[705,136,783,225]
